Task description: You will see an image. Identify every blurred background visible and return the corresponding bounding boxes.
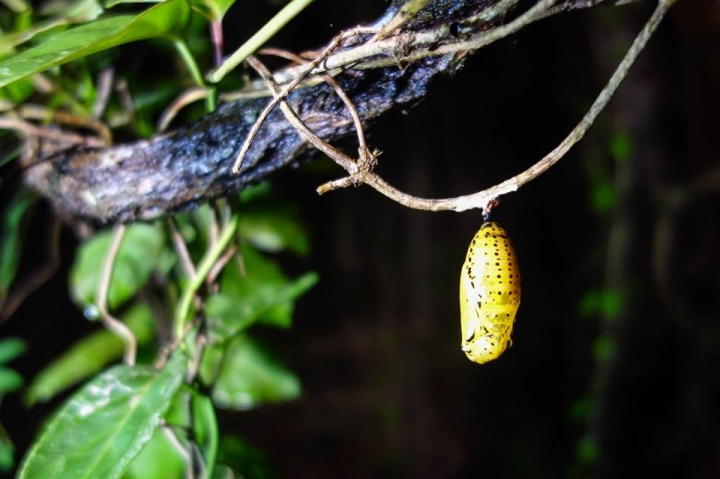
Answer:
[3,0,720,477]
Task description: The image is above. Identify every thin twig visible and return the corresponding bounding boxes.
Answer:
[167,217,197,279]
[115,79,137,131]
[0,117,106,147]
[206,244,237,286]
[92,67,114,120]
[240,0,554,94]
[258,47,375,191]
[231,27,377,173]
[157,87,210,133]
[259,47,369,150]
[155,318,196,369]
[243,56,358,173]
[208,202,222,248]
[186,331,207,381]
[96,224,137,365]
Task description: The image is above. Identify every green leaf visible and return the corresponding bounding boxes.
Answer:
[191,393,218,479]
[26,303,156,405]
[0,367,23,395]
[19,353,187,479]
[0,189,37,304]
[0,337,26,364]
[121,429,185,479]
[0,22,63,58]
[0,0,191,88]
[578,289,623,320]
[215,435,276,479]
[238,204,309,255]
[209,335,300,410]
[70,223,166,310]
[0,76,35,102]
[237,182,310,255]
[238,182,272,203]
[205,244,317,341]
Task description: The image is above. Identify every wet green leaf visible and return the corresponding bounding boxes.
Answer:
[205,244,317,341]
[69,223,166,310]
[19,353,187,479]
[209,335,300,410]
[26,303,156,405]
[0,0,191,88]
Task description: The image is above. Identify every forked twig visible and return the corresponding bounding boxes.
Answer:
[258,47,369,150]
[243,55,358,172]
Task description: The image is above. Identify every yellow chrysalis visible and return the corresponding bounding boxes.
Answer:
[459,221,521,364]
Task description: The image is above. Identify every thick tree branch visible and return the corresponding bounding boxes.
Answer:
[18,0,651,224]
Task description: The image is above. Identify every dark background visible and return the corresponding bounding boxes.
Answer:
[3,0,720,477]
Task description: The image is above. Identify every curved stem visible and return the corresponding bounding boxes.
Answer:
[96,224,137,365]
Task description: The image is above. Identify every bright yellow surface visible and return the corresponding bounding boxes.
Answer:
[459,222,521,364]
